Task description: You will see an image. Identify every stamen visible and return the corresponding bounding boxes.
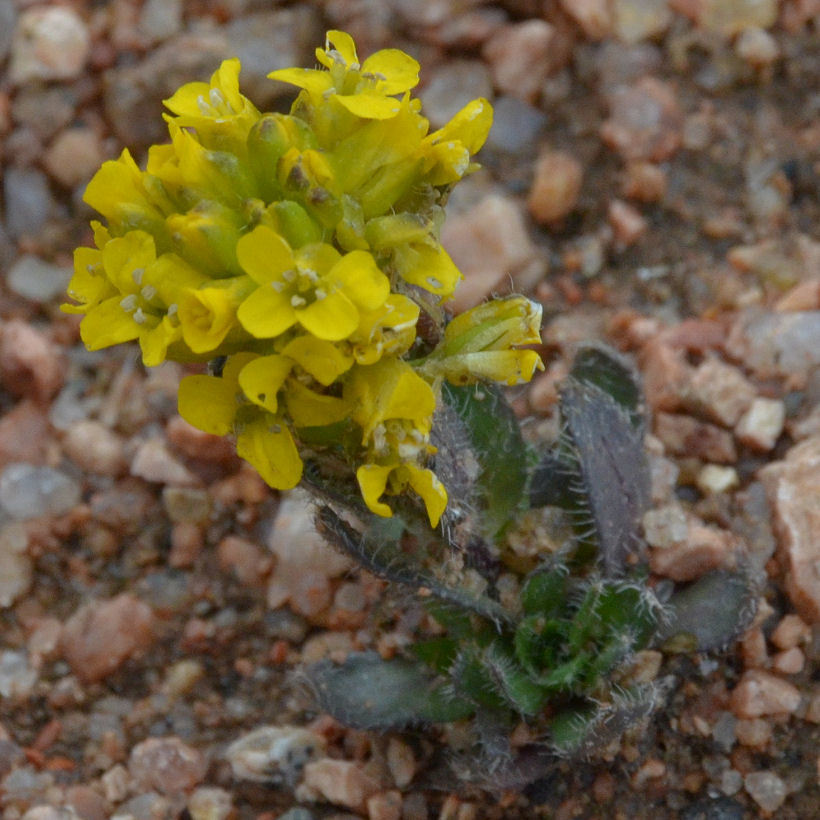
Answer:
[167,303,178,316]
[209,87,226,110]
[196,94,211,116]
[141,285,157,301]
[120,294,138,312]
[133,307,147,325]
[314,288,327,300]
[282,269,297,283]
[131,267,145,285]
[290,295,307,307]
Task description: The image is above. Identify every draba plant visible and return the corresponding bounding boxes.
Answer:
[67,31,757,787]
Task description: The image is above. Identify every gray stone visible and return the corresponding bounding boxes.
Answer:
[419,60,493,130]
[0,523,32,608]
[0,1,18,64]
[6,255,71,303]
[0,464,81,520]
[226,8,321,108]
[3,167,54,240]
[226,725,326,786]
[11,86,77,142]
[138,0,184,45]
[0,650,37,699]
[485,95,546,154]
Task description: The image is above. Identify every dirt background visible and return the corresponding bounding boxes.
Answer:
[0,1,818,818]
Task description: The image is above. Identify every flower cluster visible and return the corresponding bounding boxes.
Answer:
[66,31,544,526]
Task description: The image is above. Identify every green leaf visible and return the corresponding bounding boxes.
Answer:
[442,382,530,541]
[412,637,459,674]
[307,651,473,729]
[483,642,548,717]
[521,566,569,616]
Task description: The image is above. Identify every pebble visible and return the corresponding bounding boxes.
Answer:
[527,150,584,224]
[217,535,270,588]
[696,465,740,495]
[770,614,811,650]
[131,438,200,487]
[650,517,738,581]
[226,725,326,786]
[129,737,207,796]
[166,416,236,463]
[0,464,80,520]
[60,594,156,683]
[482,20,557,102]
[485,95,547,154]
[735,26,780,66]
[640,340,692,412]
[432,6,508,49]
[162,487,211,525]
[187,786,234,820]
[0,523,32,608]
[138,0,184,45]
[698,0,779,36]
[6,255,72,303]
[0,402,52,468]
[0,1,16,64]
[759,436,820,621]
[298,758,380,812]
[442,194,544,312]
[726,311,820,385]
[3,167,55,240]
[654,412,737,463]
[386,737,416,789]
[744,770,787,814]
[735,717,772,748]
[608,198,648,247]
[730,670,801,719]
[771,647,804,675]
[0,320,64,403]
[613,0,672,43]
[0,650,37,700]
[367,790,403,820]
[601,77,682,162]
[9,6,90,85]
[267,490,352,618]
[735,398,785,451]
[622,161,667,203]
[63,420,127,477]
[43,127,105,189]
[419,60,494,130]
[560,0,613,39]
[642,503,688,548]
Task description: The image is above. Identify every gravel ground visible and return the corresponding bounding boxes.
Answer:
[0,1,819,818]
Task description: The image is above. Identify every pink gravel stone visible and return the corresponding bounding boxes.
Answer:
[771,647,804,675]
[730,669,801,719]
[654,412,737,463]
[60,593,155,683]
[63,420,127,477]
[299,758,380,811]
[770,614,811,650]
[0,401,51,468]
[649,518,738,582]
[131,438,200,487]
[601,77,683,162]
[0,320,64,403]
[759,436,820,622]
[217,535,271,588]
[682,356,757,427]
[608,198,648,247]
[560,0,613,39]
[482,20,556,102]
[129,737,208,795]
[528,150,583,224]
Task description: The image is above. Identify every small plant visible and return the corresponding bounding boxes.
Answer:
[67,32,757,788]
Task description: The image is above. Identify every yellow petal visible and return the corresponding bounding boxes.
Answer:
[178,373,239,436]
[237,416,302,490]
[102,231,156,293]
[324,30,359,67]
[428,98,493,155]
[236,225,295,285]
[393,242,462,297]
[361,49,420,94]
[281,335,353,385]
[237,354,294,414]
[296,289,359,341]
[140,316,182,367]
[178,286,238,354]
[331,250,390,311]
[267,67,332,96]
[404,463,448,528]
[286,380,349,427]
[335,93,402,120]
[79,297,140,351]
[237,286,297,339]
[356,463,394,518]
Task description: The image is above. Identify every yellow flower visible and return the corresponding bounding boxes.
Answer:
[422,98,494,186]
[178,354,303,489]
[350,294,420,365]
[357,461,448,527]
[269,30,420,123]
[236,226,390,342]
[420,296,545,386]
[346,358,435,444]
[177,276,253,355]
[163,58,261,148]
[64,230,205,366]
